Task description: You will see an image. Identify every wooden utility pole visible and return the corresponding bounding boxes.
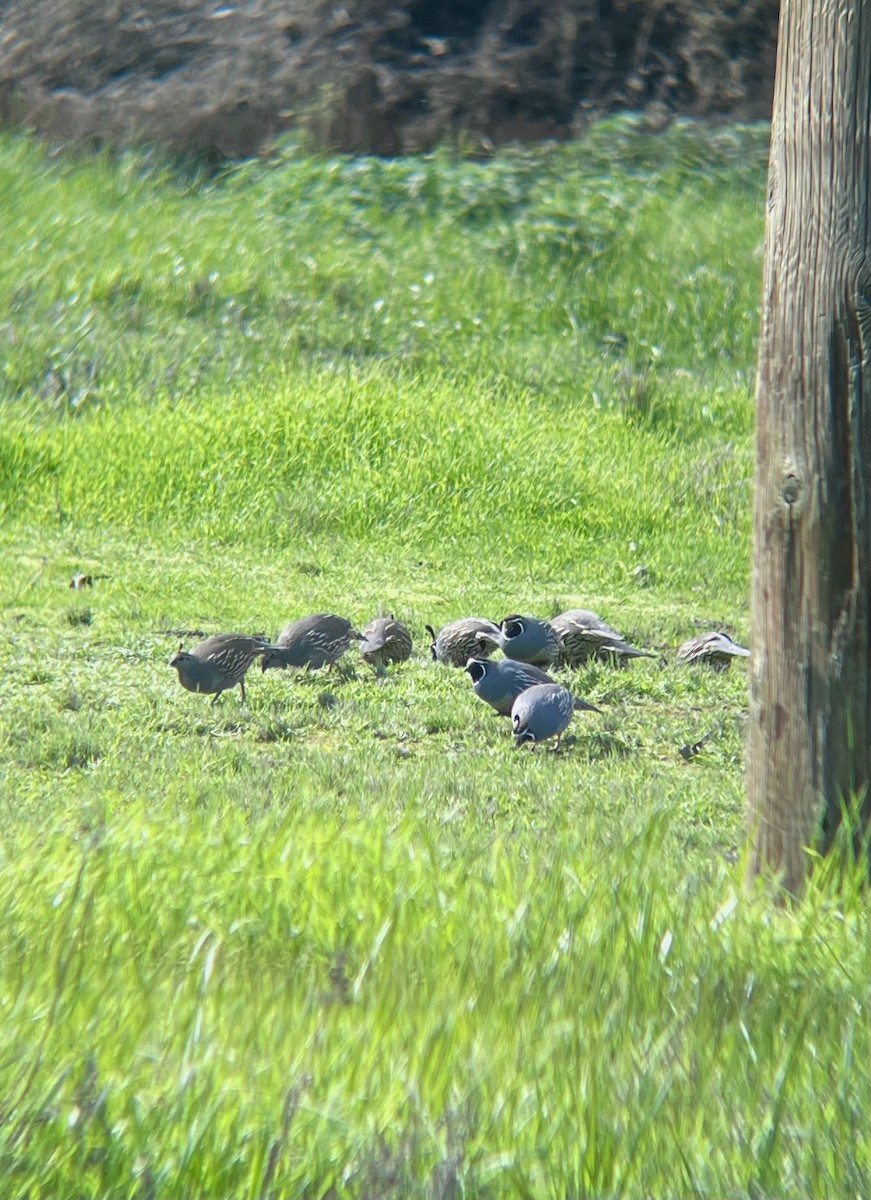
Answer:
[748,0,871,893]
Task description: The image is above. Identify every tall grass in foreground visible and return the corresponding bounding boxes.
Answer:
[0,119,868,1197]
[0,806,867,1199]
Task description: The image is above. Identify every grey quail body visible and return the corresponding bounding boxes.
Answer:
[359,615,413,675]
[260,613,363,672]
[464,656,559,716]
[495,614,562,668]
[677,631,750,669]
[511,682,597,750]
[426,618,501,667]
[551,608,654,667]
[170,633,277,703]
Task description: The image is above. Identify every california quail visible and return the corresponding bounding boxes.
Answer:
[170,633,278,703]
[551,608,654,667]
[677,631,750,669]
[511,682,599,750]
[464,656,558,716]
[359,615,413,675]
[426,618,501,667]
[260,613,363,673]
[495,614,562,668]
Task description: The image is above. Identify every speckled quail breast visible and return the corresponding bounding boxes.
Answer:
[551,608,654,667]
[426,618,501,667]
[495,614,562,668]
[677,631,750,669]
[170,633,277,702]
[359,615,413,675]
[464,656,557,716]
[260,613,362,672]
[511,682,578,750]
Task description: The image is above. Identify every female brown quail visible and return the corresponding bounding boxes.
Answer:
[359,615,413,675]
[170,633,278,703]
[260,613,363,672]
[677,631,750,669]
[551,608,654,667]
[425,618,501,667]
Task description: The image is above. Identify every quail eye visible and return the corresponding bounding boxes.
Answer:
[505,620,522,638]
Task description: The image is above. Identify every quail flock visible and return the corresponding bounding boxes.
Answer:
[168,605,749,752]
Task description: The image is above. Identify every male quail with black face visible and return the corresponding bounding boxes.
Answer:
[676,631,750,669]
[511,682,599,750]
[495,614,562,668]
[464,656,558,716]
[260,613,363,673]
[426,617,501,667]
[359,615,413,675]
[551,608,654,667]
[170,633,278,703]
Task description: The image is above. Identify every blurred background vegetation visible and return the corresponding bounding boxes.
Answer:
[0,0,778,158]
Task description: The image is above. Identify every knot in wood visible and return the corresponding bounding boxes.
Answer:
[781,472,802,507]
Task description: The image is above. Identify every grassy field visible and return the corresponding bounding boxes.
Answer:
[0,118,868,1198]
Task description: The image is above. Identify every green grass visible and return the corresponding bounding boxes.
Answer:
[0,117,868,1198]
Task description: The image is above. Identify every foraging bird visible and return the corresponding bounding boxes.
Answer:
[511,682,599,750]
[495,614,562,668]
[550,608,654,667]
[677,631,750,669]
[170,633,278,703]
[359,615,413,675]
[260,613,363,673]
[464,656,556,716]
[465,656,602,718]
[426,617,501,667]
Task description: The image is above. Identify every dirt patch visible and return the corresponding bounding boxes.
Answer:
[0,0,778,157]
